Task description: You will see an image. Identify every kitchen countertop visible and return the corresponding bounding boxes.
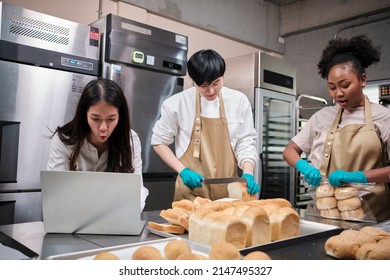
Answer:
[0,210,382,260]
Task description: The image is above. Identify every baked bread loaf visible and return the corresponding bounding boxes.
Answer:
[164,239,192,260]
[340,208,365,220]
[132,245,164,260]
[172,199,195,215]
[237,205,271,246]
[193,196,212,209]
[320,207,340,218]
[208,242,241,260]
[337,197,361,211]
[187,198,298,248]
[316,185,335,198]
[269,207,300,241]
[355,240,390,260]
[228,182,257,201]
[160,208,189,230]
[359,226,390,241]
[93,251,119,260]
[242,251,271,260]
[316,197,337,210]
[147,221,186,234]
[325,229,377,259]
[335,186,358,200]
[251,198,292,208]
[207,214,247,249]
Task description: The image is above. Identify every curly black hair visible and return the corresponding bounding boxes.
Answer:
[317,35,380,79]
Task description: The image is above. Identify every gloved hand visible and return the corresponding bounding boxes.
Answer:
[242,173,260,195]
[179,168,204,189]
[295,159,322,187]
[328,170,367,187]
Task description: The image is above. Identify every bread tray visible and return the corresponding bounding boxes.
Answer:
[148,220,342,241]
[46,236,212,260]
[240,221,344,260]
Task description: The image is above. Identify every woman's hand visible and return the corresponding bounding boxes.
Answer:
[328,170,367,186]
[295,159,322,187]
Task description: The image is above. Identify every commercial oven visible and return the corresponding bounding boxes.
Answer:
[90,14,188,210]
[0,2,99,224]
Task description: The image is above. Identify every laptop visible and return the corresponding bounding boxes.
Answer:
[40,170,145,235]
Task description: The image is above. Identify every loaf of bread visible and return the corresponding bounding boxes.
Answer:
[228,182,257,201]
[324,228,379,259]
[208,242,241,260]
[269,207,300,241]
[164,239,192,260]
[239,205,271,246]
[316,185,335,198]
[340,207,365,220]
[172,199,195,215]
[160,208,189,230]
[251,198,292,208]
[242,251,272,260]
[316,197,337,210]
[93,251,119,260]
[337,197,362,211]
[207,214,248,249]
[199,211,226,245]
[132,245,164,260]
[147,221,186,234]
[334,186,358,200]
[193,196,212,209]
[359,226,390,241]
[355,240,390,260]
[320,207,340,218]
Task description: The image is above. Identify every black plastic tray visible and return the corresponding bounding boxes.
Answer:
[240,227,344,260]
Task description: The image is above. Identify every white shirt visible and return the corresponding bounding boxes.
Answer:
[292,102,390,168]
[151,86,258,168]
[47,130,149,210]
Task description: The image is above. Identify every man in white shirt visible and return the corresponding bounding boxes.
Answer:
[151,49,259,201]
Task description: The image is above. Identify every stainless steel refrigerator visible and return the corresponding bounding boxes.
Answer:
[90,14,188,210]
[224,52,297,205]
[0,2,99,224]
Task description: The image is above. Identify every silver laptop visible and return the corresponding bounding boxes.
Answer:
[40,170,145,235]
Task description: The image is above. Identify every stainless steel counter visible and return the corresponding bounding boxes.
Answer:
[0,210,382,260]
[0,211,165,259]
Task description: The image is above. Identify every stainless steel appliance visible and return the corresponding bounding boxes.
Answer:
[90,14,188,210]
[224,52,297,205]
[0,2,99,224]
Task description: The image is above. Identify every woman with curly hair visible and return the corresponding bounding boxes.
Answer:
[47,78,148,210]
[283,35,390,221]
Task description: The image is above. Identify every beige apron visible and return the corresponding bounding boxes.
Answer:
[174,92,238,201]
[319,96,390,221]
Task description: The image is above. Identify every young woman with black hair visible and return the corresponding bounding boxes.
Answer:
[283,35,390,221]
[47,78,148,210]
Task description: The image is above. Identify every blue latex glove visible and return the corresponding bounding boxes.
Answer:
[328,170,367,187]
[179,168,204,189]
[242,173,260,195]
[295,159,322,187]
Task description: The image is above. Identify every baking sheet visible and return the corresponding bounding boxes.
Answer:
[46,237,211,260]
[147,220,342,241]
[240,223,390,260]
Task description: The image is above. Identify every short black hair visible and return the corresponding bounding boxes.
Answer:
[187,49,226,86]
[317,35,380,79]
